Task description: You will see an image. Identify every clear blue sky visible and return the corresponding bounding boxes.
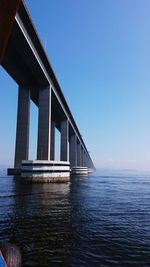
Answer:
[1,0,150,170]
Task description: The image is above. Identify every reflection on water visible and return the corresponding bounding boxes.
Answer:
[0,173,150,266]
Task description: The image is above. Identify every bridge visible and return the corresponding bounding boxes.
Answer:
[1,1,95,181]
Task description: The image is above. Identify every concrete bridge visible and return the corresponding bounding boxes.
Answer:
[1,1,95,181]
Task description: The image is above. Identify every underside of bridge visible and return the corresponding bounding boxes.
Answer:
[1,1,95,181]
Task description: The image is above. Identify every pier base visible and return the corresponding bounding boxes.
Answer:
[21,160,70,183]
[8,161,70,183]
[71,166,89,175]
[88,168,95,174]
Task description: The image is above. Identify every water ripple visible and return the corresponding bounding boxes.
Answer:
[0,174,150,266]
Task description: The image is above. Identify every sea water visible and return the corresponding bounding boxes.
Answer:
[0,169,150,266]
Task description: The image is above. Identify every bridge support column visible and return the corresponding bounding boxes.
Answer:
[37,86,51,160]
[85,153,88,167]
[86,154,89,167]
[60,119,69,161]
[84,152,87,167]
[50,121,55,160]
[69,134,77,168]
[84,153,87,167]
[14,85,30,169]
[83,150,85,166]
[87,156,90,168]
[81,148,86,167]
[77,142,81,166]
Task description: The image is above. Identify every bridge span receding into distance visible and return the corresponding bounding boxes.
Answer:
[1,1,95,181]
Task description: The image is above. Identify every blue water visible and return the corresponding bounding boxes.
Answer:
[0,170,150,266]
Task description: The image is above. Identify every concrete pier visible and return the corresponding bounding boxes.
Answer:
[60,119,69,161]
[14,86,30,169]
[21,160,70,183]
[71,166,89,176]
[81,147,84,167]
[50,121,55,160]
[37,86,51,161]
[69,134,77,168]
[77,142,81,166]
